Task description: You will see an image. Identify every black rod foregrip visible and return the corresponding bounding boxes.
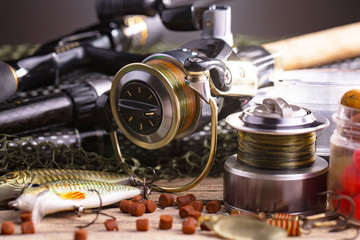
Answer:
[0,49,92,104]
[0,76,111,135]
[1,46,88,103]
[0,15,163,103]
[0,92,74,134]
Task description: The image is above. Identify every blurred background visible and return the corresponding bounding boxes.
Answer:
[1,0,360,45]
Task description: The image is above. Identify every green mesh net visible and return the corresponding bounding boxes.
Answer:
[0,35,261,179]
[0,128,238,179]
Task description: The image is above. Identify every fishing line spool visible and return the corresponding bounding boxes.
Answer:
[224,97,330,215]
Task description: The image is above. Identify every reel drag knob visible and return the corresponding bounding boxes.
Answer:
[117,81,162,135]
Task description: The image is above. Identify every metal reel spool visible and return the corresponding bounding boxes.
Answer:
[110,59,201,150]
[224,97,330,215]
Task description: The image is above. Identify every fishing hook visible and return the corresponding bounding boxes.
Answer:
[76,189,117,228]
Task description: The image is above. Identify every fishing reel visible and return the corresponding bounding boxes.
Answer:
[110,39,259,150]
[100,4,274,192]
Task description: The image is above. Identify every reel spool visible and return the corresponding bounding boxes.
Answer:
[110,50,211,150]
[224,97,330,215]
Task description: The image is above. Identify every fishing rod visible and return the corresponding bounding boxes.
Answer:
[0,4,163,103]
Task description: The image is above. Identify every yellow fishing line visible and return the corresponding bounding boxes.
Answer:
[237,131,316,169]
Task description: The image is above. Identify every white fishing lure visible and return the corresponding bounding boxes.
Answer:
[0,169,131,204]
[8,179,141,224]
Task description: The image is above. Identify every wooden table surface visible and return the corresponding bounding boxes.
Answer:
[0,177,358,240]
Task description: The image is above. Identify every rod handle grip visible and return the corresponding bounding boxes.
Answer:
[263,22,360,70]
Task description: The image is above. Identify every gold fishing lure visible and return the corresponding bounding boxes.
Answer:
[0,169,130,204]
[199,214,288,240]
[267,212,349,236]
[9,179,141,224]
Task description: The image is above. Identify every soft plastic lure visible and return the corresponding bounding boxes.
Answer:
[0,169,130,204]
[8,179,141,224]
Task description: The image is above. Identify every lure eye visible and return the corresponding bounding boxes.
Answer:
[3,173,18,179]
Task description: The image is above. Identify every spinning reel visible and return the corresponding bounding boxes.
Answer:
[100,3,275,192]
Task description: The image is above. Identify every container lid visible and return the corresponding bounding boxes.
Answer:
[272,69,360,105]
[226,97,329,135]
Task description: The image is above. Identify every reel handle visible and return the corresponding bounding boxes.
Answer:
[184,56,230,94]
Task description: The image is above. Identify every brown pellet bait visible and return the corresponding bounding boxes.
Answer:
[179,205,195,218]
[159,193,174,207]
[21,221,35,234]
[177,195,192,208]
[190,200,204,212]
[104,219,119,231]
[188,210,201,220]
[142,199,157,213]
[20,212,32,222]
[130,202,146,216]
[206,200,221,213]
[74,229,88,240]
[182,217,196,234]
[1,221,15,235]
[186,194,196,202]
[132,195,143,202]
[159,215,173,230]
[141,200,148,210]
[120,199,133,213]
[136,218,149,231]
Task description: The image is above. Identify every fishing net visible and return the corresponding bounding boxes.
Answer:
[0,38,250,179]
[0,123,238,180]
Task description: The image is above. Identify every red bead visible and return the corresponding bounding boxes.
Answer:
[341,165,360,195]
[353,149,360,171]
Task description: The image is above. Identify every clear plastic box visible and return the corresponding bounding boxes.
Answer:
[329,103,360,221]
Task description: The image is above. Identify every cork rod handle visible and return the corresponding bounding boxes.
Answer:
[262,22,360,70]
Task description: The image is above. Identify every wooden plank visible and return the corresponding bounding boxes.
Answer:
[0,177,357,239]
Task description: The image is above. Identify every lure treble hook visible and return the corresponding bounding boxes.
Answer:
[76,189,116,229]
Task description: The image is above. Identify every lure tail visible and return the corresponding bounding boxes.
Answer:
[8,200,18,209]
[8,190,48,225]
